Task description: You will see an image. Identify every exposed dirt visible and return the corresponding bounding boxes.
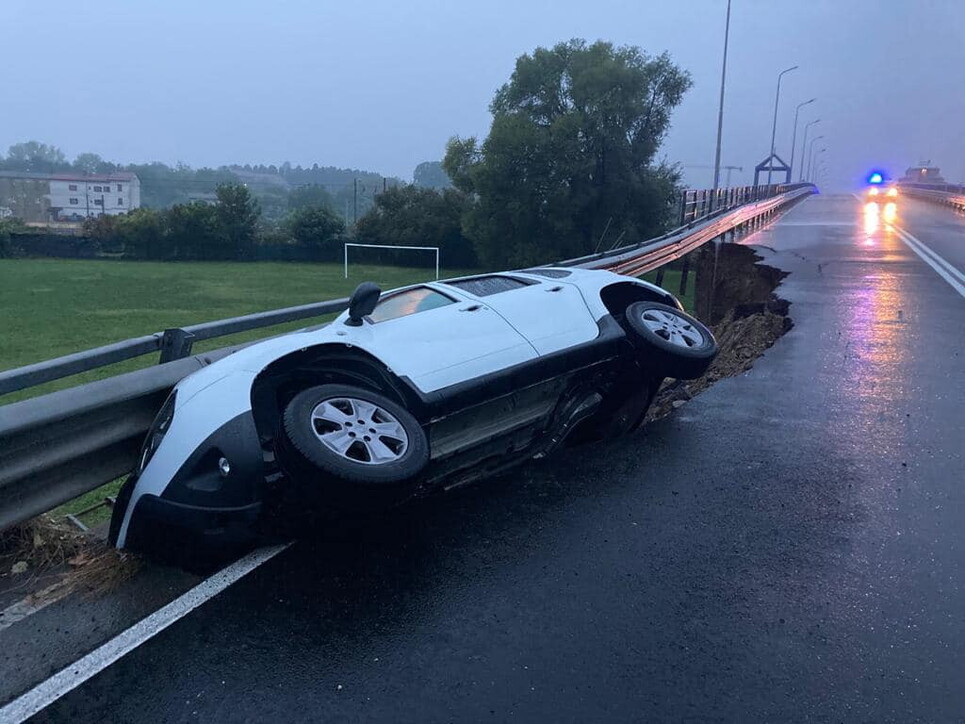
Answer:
[647,245,793,422]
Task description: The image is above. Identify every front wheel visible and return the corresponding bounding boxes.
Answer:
[624,301,717,380]
[278,384,429,510]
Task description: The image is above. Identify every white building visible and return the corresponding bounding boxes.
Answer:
[47,172,141,220]
[0,171,141,222]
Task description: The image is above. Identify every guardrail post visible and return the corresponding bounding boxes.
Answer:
[159,328,195,363]
[678,254,691,297]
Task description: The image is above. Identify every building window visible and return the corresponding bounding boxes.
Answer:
[118,197,124,205]
[69,198,79,205]
[117,184,123,192]
[93,185,102,192]
[93,199,103,206]
[68,184,78,191]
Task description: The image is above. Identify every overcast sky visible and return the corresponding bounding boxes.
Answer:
[2,0,963,190]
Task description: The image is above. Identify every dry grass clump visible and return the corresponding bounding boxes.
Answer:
[0,516,87,575]
[1,515,141,601]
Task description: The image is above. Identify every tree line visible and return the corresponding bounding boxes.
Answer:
[3,39,691,270]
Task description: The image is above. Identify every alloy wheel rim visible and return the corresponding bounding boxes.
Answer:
[310,397,408,465]
[641,309,704,348]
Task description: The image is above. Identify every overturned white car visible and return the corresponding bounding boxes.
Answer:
[109,268,717,554]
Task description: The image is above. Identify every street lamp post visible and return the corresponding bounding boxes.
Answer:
[789,98,816,180]
[712,0,732,192]
[805,137,825,181]
[813,148,828,183]
[799,119,820,181]
[767,65,799,185]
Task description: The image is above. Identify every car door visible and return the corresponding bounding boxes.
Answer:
[444,275,600,355]
[361,285,538,393]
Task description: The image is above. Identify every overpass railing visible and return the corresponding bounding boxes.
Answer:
[0,182,816,532]
[896,183,965,213]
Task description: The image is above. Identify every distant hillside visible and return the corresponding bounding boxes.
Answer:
[0,141,402,222]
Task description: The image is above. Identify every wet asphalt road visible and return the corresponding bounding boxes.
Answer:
[33,194,965,722]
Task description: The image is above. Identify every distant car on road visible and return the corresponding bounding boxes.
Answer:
[866,184,899,202]
[109,268,718,556]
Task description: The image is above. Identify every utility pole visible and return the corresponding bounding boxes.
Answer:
[353,178,358,225]
[712,0,731,191]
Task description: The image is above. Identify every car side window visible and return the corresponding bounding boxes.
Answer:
[368,287,455,323]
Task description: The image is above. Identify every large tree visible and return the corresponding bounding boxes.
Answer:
[413,161,452,190]
[355,186,476,267]
[287,204,345,258]
[214,182,260,258]
[73,152,117,175]
[444,39,691,267]
[1,141,70,173]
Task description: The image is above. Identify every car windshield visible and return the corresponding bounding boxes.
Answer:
[367,287,454,323]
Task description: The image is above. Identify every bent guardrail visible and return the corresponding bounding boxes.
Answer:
[0,182,815,532]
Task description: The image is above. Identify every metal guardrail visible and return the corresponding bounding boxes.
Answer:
[0,183,815,532]
[897,183,965,213]
[0,298,350,397]
[674,183,799,226]
[569,183,814,276]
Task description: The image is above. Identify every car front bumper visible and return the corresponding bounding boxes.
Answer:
[110,471,263,554]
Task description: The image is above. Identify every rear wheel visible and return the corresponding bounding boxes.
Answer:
[624,301,717,380]
[278,384,429,509]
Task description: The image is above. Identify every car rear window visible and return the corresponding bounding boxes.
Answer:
[368,287,454,323]
[445,275,533,297]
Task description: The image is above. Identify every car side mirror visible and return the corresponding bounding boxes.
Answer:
[345,282,381,326]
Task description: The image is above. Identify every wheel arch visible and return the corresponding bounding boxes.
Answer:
[250,343,423,444]
[599,280,683,318]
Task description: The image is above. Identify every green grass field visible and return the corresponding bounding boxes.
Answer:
[0,256,690,525]
[0,258,476,403]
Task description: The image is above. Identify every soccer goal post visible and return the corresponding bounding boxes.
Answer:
[343,243,440,280]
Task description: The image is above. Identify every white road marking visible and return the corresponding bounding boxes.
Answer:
[0,542,291,723]
[889,224,965,299]
[891,225,965,284]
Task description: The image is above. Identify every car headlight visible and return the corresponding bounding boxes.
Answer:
[868,187,879,196]
[139,391,177,472]
[887,187,898,197]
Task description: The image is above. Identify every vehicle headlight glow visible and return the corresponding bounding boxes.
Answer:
[868,187,879,196]
[887,187,898,197]
[139,391,176,472]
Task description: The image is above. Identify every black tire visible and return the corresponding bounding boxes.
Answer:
[278,384,429,508]
[624,301,717,380]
